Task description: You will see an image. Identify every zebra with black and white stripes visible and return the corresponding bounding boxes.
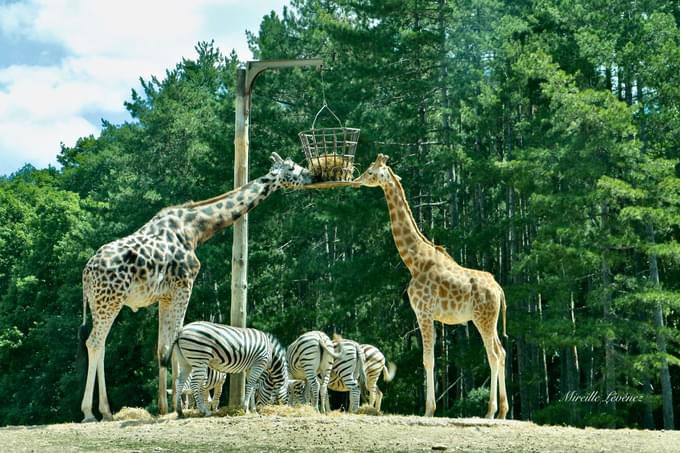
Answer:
[286,331,340,412]
[181,367,227,412]
[168,321,288,417]
[361,344,396,412]
[253,339,289,407]
[323,337,368,413]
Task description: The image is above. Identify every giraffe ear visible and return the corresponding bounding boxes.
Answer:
[270,152,284,164]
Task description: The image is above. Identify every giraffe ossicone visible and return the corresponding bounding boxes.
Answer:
[353,154,508,419]
[79,153,310,422]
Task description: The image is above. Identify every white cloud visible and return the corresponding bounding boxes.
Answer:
[0,0,288,175]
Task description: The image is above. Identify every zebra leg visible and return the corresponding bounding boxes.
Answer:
[211,382,224,412]
[190,366,211,417]
[374,387,384,412]
[348,380,361,413]
[174,363,191,417]
[318,370,331,414]
[202,388,211,413]
[305,371,321,412]
[244,363,266,413]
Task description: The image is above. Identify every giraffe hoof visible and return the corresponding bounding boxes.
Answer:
[101,413,113,422]
[81,416,98,423]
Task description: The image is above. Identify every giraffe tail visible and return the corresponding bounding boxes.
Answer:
[79,284,91,355]
[501,289,508,338]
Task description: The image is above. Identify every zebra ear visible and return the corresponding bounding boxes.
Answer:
[270,152,284,164]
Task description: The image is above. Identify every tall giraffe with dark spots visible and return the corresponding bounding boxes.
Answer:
[79,152,311,422]
[354,154,508,419]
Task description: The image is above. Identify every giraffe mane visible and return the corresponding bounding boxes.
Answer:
[165,180,259,211]
[386,166,455,262]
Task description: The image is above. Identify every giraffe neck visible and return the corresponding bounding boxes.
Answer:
[381,169,435,273]
[146,174,280,249]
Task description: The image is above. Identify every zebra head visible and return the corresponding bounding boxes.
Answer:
[257,336,290,405]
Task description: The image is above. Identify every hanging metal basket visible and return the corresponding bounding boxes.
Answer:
[299,103,360,182]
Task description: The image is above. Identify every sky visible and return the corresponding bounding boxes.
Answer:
[0,0,288,176]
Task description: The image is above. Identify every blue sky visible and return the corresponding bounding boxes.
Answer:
[0,0,288,176]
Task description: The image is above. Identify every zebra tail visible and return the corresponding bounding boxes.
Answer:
[160,337,179,369]
[356,345,369,395]
[383,362,397,383]
[321,339,341,360]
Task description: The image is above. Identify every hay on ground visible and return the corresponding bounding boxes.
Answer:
[257,404,319,417]
[356,404,382,416]
[214,405,247,417]
[113,407,154,421]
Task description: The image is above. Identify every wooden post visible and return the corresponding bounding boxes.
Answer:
[229,59,323,408]
[229,66,249,407]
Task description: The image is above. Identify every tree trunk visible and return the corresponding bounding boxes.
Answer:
[601,255,616,415]
[647,222,675,429]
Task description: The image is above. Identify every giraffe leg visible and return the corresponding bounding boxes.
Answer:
[157,291,191,415]
[81,345,101,423]
[475,321,500,419]
[96,350,113,421]
[81,304,121,423]
[495,335,509,419]
[416,313,436,417]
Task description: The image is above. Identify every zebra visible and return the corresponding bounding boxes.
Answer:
[361,344,396,412]
[286,331,340,412]
[168,321,288,417]
[286,379,307,406]
[180,367,227,412]
[253,339,289,407]
[323,337,368,413]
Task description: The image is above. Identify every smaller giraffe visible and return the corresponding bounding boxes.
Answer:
[354,154,508,419]
[79,153,310,422]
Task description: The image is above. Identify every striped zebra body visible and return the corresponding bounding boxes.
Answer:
[324,338,367,413]
[172,321,287,417]
[361,344,396,412]
[181,367,227,412]
[286,331,339,412]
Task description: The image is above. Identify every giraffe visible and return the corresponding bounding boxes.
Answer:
[353,154,508,419]
[79,152,310,422]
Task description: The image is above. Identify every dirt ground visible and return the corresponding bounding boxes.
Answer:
[1,408,679,453]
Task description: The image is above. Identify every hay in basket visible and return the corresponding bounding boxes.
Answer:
[299,103,360,183]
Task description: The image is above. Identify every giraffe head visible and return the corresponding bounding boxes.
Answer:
[269,152,312,188]
[353,153,396,187]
